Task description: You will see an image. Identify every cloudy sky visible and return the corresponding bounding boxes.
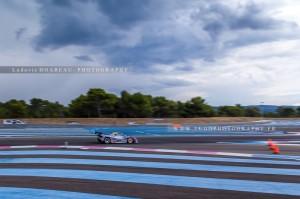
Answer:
[1,0,300,106]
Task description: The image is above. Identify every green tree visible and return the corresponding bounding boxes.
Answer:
[29,98,44,118]
[152,97,177,118]
[99,93,118,117]
[69,95,91,117]
[189,97,216,117]
[178,97,216,117]
[86,88,107,117]
[86,89,118,117]
[218,105,244,117]
[296,107,300,117]
[29,98,68,118]
[132,92,153,117]
[69,88,118,118]
[3,99,28,118]
[177,101,189,118]
[244,107,260,117]
[117,91,153,117]
[0,102,7,118]
[264,112,278,118]
[43,101,68,117]
[277,107,296,117]
[116,91,131,118]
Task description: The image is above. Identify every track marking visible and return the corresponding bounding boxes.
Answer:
[218,141,300,146]
[1,168,300,196]
[0,187,138,199]
[0,150,299,165]
[10,145,37,149]
[0,145,299,160]
[1,158,300,176]
[155,149,189,153]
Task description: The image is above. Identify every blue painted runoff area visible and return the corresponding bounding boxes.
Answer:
[262,120,300,126]
[1,158,300,176]
[253,154,300,161]
[218,141,268,145]
[0,150,299,165]
[85,126,285,136]
[0,187,138,199]
[219,141,300,145]
[0,169,300,196]
[0,126,285,137]
[0,128,93,137]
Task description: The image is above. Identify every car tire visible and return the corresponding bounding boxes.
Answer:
[104,137,111,144]
[127,138,134,144]
[97,138,103,143]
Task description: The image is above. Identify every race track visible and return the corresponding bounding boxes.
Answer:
[0,120,300,198]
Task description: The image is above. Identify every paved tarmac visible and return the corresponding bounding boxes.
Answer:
[0,122,300,198]
[0,134,299,154]
[0,146,299,198]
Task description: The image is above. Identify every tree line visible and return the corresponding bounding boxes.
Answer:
[1,88,300,118]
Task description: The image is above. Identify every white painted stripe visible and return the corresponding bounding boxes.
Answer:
[2,158,300,176]
[217,152,253,157]
[58,146,83,149]
[10,145,37,149]
[155,149,188,153]
[1,150,299,166]
[277,144,300,146]
[1,145,299,160]
[282,141,300,143]
[104,147,134,150]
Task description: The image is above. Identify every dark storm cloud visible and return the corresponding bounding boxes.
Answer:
[33,0,123,51]
[15,27,27,40]
[228,4,277,30]
[33,0,297,69]
[104,38,197,71]
[201,3,277,33]
[153,78,194,87]
[74,55,94,62]
[96,0,154,28]
[50,0,72,7]
[175,65,195,72]
[198,2,294,42]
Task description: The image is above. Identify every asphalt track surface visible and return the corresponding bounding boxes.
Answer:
[0,122,300,198]
[0,135,300,154]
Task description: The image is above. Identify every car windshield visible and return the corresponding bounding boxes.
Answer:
[111,132,124,136]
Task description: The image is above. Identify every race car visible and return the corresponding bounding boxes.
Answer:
[95,132,138,144]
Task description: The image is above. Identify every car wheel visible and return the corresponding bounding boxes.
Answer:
[127,138,134,144]
[104,137,111,144]
[97,138,103,143]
